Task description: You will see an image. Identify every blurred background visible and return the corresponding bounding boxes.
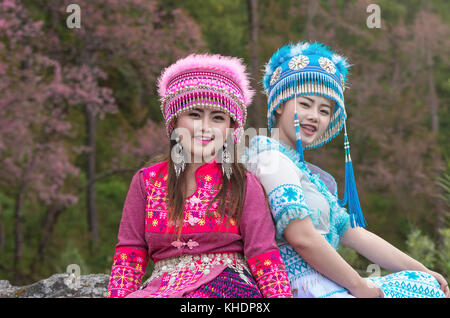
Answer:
[0,0,449,286]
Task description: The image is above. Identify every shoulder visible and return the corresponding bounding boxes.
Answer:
[242,171,269,209]
[139,160,169,188]
[245,171,263,190]
[248,135,278,155]
[246,147,300,182]
[141,160,168,176]
[246,135,292,165]
[244,171,272,203]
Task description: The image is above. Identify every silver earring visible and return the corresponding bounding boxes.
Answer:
[221,140,232,180]
[172,136,186,177]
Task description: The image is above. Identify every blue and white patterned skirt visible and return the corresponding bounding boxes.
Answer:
[290,270,445,298]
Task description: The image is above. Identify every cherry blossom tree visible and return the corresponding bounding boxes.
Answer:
[0,0,203,282]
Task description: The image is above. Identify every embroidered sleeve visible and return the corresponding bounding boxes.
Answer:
[107,247,149,298]
[247,250,292,298]
[106,170,149,298]
[239,173,293,298]
[333,206,351,244]
[247,150,312,240]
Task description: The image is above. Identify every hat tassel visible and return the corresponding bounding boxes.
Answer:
[338,124,367,228]
[294,94,305,163]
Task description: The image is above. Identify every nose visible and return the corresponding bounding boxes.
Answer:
[193,114,212,135]
[201,115,212,131]
[305,108,319,122]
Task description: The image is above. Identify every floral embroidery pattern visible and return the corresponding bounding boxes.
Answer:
[268,183,310,239]
[143,162,239,234]
[247,251,293,298]
[107,247,149,298]
[283,186,299,202]
[365,271,445,298]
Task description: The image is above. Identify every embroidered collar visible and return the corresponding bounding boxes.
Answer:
[146,158,223,191]
[190,158,223,190]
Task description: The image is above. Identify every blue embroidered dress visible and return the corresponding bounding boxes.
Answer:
[245,135,445,298]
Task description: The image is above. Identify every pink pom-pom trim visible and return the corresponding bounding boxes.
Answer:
[157,53,254,106]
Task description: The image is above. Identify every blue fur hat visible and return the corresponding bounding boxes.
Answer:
[263,41,367,228]
[263,41,350,150]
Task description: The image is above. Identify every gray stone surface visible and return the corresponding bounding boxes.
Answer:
[0,273,109,298]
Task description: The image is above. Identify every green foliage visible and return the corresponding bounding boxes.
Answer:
[406,227,437,269]
[406,226,450,278]
[338,245,363,269]
[55,240,91,275]
[437,228,450,277]
[177,0,249,58]
[438,176,450,213]
[437,159,450,214]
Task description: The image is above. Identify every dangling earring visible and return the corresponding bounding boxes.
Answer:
[172,136,186,177]
[221,139,233,180]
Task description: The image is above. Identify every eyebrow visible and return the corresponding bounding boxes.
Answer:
[191,108,226,114]
[301,96,332,108]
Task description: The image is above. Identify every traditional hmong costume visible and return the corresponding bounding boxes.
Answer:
[106,54,292,298]
[245,42,445,298]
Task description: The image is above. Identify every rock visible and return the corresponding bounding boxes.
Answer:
[0,273,109,298]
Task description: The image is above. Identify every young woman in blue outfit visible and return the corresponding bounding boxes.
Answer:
[245,41,449,298]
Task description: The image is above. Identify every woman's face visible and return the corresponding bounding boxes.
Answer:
[175,107,232,163]
[275,95,333,148]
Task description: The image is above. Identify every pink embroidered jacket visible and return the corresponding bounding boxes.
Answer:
[106,160,292,298]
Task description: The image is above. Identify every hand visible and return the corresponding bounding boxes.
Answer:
[426,270,449,298]
[349,278,384,298]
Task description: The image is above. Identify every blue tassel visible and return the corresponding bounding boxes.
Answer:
[338,135,367,228]
[294,112,305,163]
[296,138,304,163]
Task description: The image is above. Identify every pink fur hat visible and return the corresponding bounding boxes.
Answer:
[157,53,254,141]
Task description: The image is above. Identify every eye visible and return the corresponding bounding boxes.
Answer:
[213,115,225,121]
[299,102,310,108]
[320,109,330,115]
[188,111,200,118]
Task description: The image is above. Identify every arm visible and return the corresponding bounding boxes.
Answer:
[248,149,382,297]
[341,226,449,297]
[107,170,149,298]
[284,217,370,294]
[239,172,293,298]
[341,226,428,273]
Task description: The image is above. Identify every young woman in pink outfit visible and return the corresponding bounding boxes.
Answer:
[106,54,293,298]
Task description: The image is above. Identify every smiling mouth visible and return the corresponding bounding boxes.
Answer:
[300,124,317,135]
[194,136,215,144]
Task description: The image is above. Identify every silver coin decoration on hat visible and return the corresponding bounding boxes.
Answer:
[288,55,310,70]
[270,66,282,86]
[318,57,336,74]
